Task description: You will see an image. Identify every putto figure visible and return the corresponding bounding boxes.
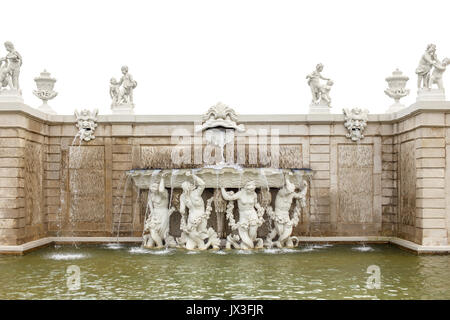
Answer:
[306,63,333,106]
[109,77,121,105]
[143,173,176,248]
[0,41,22,92]
[429,57,450,90]
[416,44,437,89]
[221,181,265,249]
[110,65,137,114]
[265,176,308,248]
[178,171,220,250]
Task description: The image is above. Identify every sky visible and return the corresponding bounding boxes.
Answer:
[3,0,450,115]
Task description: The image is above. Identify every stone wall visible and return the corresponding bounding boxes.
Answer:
[0,103,449,247]
[0,114,48,245]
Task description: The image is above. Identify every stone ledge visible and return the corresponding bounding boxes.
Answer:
[0,237,142,254]
[2,101,450,124]
[1,236,448,255]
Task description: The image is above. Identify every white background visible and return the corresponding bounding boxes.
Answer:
[4,0,450,115]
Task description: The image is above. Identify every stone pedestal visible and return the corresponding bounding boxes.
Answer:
[309,102,331,114]
[386,102,405,113]
[416,88,446,102]
[0,89,24,104]
[37,102,56,114]
[111,103,134,114]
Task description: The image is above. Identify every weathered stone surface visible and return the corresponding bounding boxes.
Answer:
[68,146,105,223]
[24,142,44,226]
[337,144,373,223]
[399,140,416,237]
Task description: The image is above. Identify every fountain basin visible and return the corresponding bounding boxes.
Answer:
[127,167,313,189]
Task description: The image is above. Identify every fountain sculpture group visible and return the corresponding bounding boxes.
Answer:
[133,104,312,250]
[139,169,309,250]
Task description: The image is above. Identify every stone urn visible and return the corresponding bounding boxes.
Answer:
[384,68,409,113]
[33,70,58,114]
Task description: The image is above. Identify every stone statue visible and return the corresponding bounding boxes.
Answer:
[416,44,437,89]
[109,77,121,105]
[74,108,98,142]
[178,171,220,250]
[264,176,307,248]
[221,181,265,249]
[110,66,137,114]
[0,41,22,92]
[143,173,176,248]
[343,107,369,142]
[429,58,450,90]
[306,63,333,106]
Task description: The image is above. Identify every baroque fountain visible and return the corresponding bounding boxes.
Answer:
[128,103,312,250]
[0,39,450,301]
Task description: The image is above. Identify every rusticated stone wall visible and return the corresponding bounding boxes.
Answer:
[0,122,48,245]
[0,103,449,247]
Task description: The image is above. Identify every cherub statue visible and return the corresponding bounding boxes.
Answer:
[110,66,137,105]
[109,77,120,105]
[429,58,450,90]
[0,60,9,89]
[320,79,334,106]
[416,44,437,89]
[0,41,22,91]
[306,63,332,106]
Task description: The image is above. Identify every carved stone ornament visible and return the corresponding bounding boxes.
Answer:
[75,108,98,141]
[384,69,410,113]
[33,70,58,114]
[343,107,369,142]
[197,102,245,132]
[385,68,409,98]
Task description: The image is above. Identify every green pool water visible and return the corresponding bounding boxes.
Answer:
[0,244,448,299]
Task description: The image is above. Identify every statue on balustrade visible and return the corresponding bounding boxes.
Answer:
[306,63,333,106]
[177,171,220,250]
[416,44,437,89]
[221,181,265,249]
[110,65,137,106]
[264,175,308,248]
[429,57,450,90]
[143,172,177,248]
[0,41,22,92]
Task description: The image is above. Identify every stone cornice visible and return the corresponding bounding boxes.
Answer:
[1,101,450,126]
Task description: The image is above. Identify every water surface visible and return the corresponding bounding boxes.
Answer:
[0,244,448,299]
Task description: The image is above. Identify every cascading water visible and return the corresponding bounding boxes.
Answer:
[67,133,84,248]
[168,169,179,210]
[259,168,273,236]
[115,175,131,242]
